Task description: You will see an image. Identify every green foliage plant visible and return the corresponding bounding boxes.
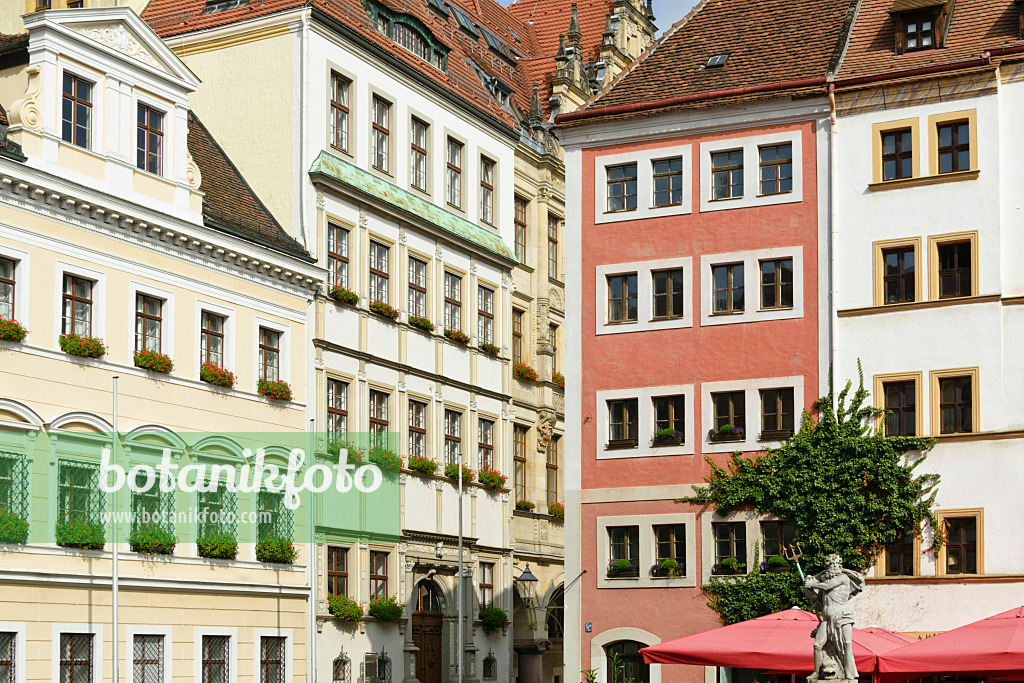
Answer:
[55,517,105,550]
[129,524,176,555]
[369,445,402,473]
[478,604,509,635]
[406,455,438,475]
[328,594,363,623]
[444,462,474,484]
[256,537,297,564]
[0,510,29,543]
[197,533,238,560]
[368,595,403,622]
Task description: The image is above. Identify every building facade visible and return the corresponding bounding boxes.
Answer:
[0,6,322,682]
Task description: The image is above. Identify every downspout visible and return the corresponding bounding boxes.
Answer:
[828,83,838,387]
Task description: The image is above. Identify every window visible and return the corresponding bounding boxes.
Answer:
[513,425,527,502]
[607,273,638,323]
[885,527,916,576]
[653,395,685,439]
[548,215,560,278]
[200,311,225,367]
[133,634,164,683]
[478,417,494,469]
[408,257,427,319]
[259,636,285,683]
[375,13,389,33]
[606,642,650,683]
[606,164,637,212]
[654,523,685,571]
[257,490,290,542]
[549,324,558,373]
[443,271,462,330]
[369,241,390,304]
[712,263,744,314]
[882,246,915,304]
[546,436,558,505]
[61,73,92,148]
[446,138,463,208]
[59,461,100,527]
[411,118,428,191]
[369,389,390,447]
[479,562,494,605]
[760,387,794,438]
[327,545,348,596]
[327,379,348,436]
[370,550,389,598]
[652,269,684,319]
[408,399,427,458]
[62,274,93,336]
[330,73,350,152]
[937,121,969,173]
[136,104,163,175]
[758,144,792,195]
[713,391,745,433]
[761,520,796,559]
[608,526,639,570]
[327,224,349,289]
[0,632,13,683]
[884,380,917,437]
[444,409,462,465]
[882,129,913,181]
[512,309,524,364]
[371,96,390,172]
[394,22,430,61]
[480,157,495,224]
[937,241,971,298]
[477,286,494,345]
[652,158,683,207]
[713,522,746,567]
[514,197,527,262]
[197,484,233,539]
[607,398,638,447]
[201,635,229,683]
[59,633,93,683]
[938,375,972,434]
[711,150,743,199]
[259,327,280,383]
[943,516,977,574]
[0,257,13,320]
[135,294,163,353]
[759,259,793,309]
[903,12,934,51]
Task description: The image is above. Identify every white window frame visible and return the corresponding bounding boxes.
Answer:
[0,245,30,329]
[700,510,762,578]
[596,513,697,589]
[594,145,693,224]
[55,261,106,341]
[57,60,105,154]
[595,257,693,335]
[699,130,803,212]
[125,625,173,683]
[51,623,103,683]
[194,626,238,683]
[595,385,695,459]
[252,628,293,683]
[128,281,175,359]
[0,621,26,683]
[700,246,804,327]
[253,317,290,388]
[132,93,173,181]
[701,375,805,453]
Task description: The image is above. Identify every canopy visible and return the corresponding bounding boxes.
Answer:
[878,606,1024,680]
[641,608,910,675]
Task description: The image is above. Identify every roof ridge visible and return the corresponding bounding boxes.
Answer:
[827,0,864,78]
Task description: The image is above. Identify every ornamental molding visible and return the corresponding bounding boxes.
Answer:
[72,24,163,71]
[185,150,202,191]
[9,66,41,131]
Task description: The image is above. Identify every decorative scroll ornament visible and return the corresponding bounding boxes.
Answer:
[9,66,42,130]
[185,150,202,190]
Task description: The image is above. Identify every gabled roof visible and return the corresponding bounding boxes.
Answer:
[560,0,855,123]
[142,0,539,134]
[836,0,1020,81]
[187,112,311,260]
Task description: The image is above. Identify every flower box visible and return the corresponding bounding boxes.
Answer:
[328,594,363,623]
[257,378,293,401]
[547,501,564,519]
[0,510,29,543]
[607,560,639,578]
[513,362,538,381]
[605,439,638,450]
[329,285,359,306]
[759,429,793,441]
[406,455,438,475]
[477,465,507,491]
[652,430,683,447]
[515,500,535,512]
[59,333,106,358]
[552,371,565,389]
[197,533,238,560]
[55,518,105,550]
[763,555,792,573]
[369,300,401,321]
[712,560,747,575]
[129,524,176,555]
[200,362,236,388]
[369,445,402,473]
[444,462,474,484]
[479,342,500,356]
[256,537,297,564]
[709,425,745,443]
[651,559,683,578]
[479,604,509,636]
[134,349,173,374]
[0,318,27,343]
[409,316,435,333]
[444,328,471,345]
[367,596,403,622]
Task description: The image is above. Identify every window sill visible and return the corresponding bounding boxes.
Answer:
[603,209,638,215]
[759,430,793,441]
[330,144,352,158]
[650,202,684,210]
[757,306,794,313]
[756,191,794,198]
[710,310,744,316]
[837,293,1000,317]
[709,195,743,202]
[650,316,685,323]
[605,440,638,451]
[868,169,979,191]
[604,320,638,326]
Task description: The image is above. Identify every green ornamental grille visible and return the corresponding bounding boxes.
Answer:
[0,450,29,519]
[130,470,176,534]
[257,491,294,541]
[57,460,104,524]
[197,485,238,538]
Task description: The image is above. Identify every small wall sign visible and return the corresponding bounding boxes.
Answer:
[585,622,593,633]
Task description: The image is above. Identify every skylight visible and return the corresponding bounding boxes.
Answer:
[448,3,479,37]
[480,25,511,53]
[507,26,520,42]
[706,54,728,67]
[426,0,448,16]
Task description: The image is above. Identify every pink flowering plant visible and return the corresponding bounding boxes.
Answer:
[444,462,474,484]
[0,318,27,343]
[368,595,403,622]
[548,501,565,519]
[59,333,106,358]
[257,378,293,401]
[200,361,236,388]
[134,349,173,374]
[369,445,402,473]
[443,328,471,344]
[479,342,500,355]
[552,371,565,389]
[328,594,363,623]
[477,465,507,492]
[369,300,401,321]
[406,455,438,475]
[328,440,364,464]
[409,316,435,332]
[329,285,359,306]
[513,362,538,381]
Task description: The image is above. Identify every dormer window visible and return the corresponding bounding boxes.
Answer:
[904,12,934,50]
[61,73,92,149]
[376,14,390,34]
[890,0,950,54]
[706,54,728,68]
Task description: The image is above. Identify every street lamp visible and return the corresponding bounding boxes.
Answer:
[516,563,539,608]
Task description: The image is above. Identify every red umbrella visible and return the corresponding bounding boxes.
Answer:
[641,608,909,676]
[878,606,1024,680]
[859,628,917,646]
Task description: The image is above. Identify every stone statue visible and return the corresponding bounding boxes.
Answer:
[802,553,865,681]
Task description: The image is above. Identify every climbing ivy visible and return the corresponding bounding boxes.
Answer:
[685,367,940,624]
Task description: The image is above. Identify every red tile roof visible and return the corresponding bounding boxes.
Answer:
[187,112,310,259]
[835,0,1021,81]
[143,0,541,132]
[562,0,855,123]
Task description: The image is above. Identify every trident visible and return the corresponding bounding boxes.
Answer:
[786,543,822,627]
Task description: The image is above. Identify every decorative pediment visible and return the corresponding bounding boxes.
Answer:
[71,23,163,72]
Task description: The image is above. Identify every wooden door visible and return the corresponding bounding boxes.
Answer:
[412,613,442,683]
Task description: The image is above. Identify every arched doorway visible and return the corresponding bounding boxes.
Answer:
[412,581,444,683]
[606,641,651,683]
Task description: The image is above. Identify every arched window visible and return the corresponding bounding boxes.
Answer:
[482,653,497,680]
[414,580,444,613]
[333,650,350,683]
[606,641,650,683]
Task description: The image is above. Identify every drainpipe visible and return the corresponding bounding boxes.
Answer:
[828,83,838,391]
[112,377,119,683]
